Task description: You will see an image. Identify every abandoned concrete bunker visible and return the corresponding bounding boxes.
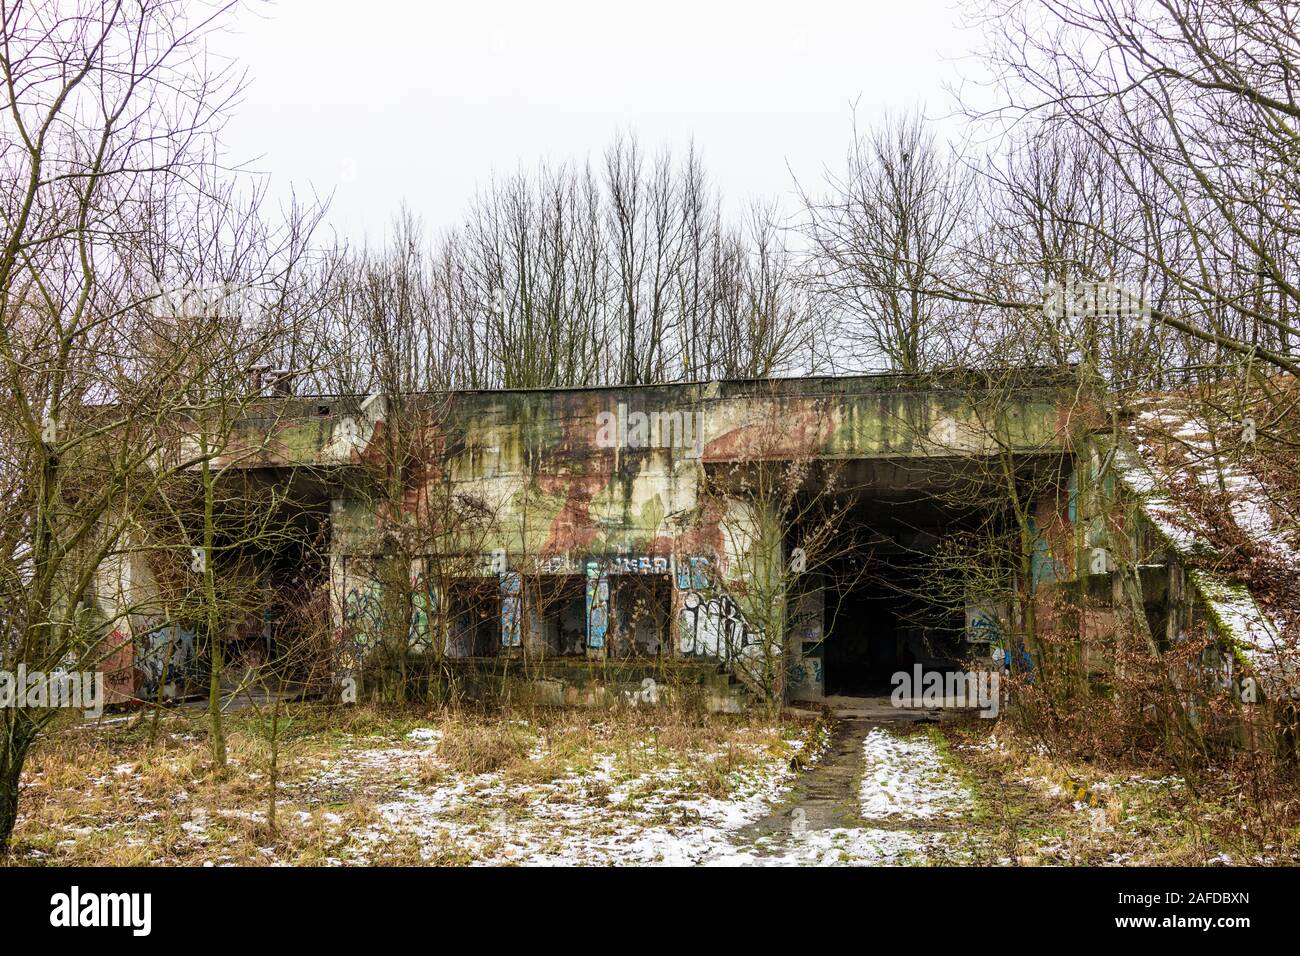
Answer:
[92,369,1281,717]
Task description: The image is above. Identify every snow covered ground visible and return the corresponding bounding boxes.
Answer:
[292,722,975,866]
[707,726,976,866]
[14,710,987,866]
[16,702,1283,866]
[857,728,972,821]
[305,724,815,866]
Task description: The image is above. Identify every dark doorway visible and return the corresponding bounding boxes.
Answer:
[610,575,671,657]
[821,553,966,696]
[529,575,587,655]
[446,579,502,657]
[780,454,1040,698]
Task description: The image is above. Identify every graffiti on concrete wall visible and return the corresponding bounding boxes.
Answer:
[500,570,522,648]
[343,581,383,653]
[585,562,609,649]
[787,655,824,701]
[607,555,670,575]
[676,580,759,660]
[673,554,760,659]
[964,602,1007,644]
[136,624,196,697]
[341,551,761,662]
[408,574,438,653]
[677,590,758,658]
[674,555,710,592]
[533,553,671,576]
[344,573,440,655]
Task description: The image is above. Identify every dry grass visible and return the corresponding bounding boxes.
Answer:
[437,719,534,775]
[946,720,1300,866]
[21,702,1269,867]
[4,701,811,867]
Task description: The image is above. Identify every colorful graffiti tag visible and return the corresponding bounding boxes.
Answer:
[584,562,609,649]
[672,555,761,659]
[677,590,757,658]
[136,624,197,697]
[343,552,765,662]
[344,575,440,654]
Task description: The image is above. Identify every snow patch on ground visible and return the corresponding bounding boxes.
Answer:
[705,826,947,866]
[712,727,978,866]
[858,728,973,820]
[311,729,810,866]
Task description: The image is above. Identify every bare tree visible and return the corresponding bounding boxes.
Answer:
[966,0,1300,379]
[801,109,975,373]
[309,136,822,396]
[698,403,870,706]
[0,0,266,850]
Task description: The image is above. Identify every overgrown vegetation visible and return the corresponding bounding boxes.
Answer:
[949,719,1300,866]
[3,0,1299,864]
[4,702,816,866]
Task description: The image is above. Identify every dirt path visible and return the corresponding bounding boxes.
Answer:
[746,716,876,834]
[704,699,979,865]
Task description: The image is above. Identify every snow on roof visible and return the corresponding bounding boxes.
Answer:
[1188,569,1298,694]
[1099,398,1298,695]
[1108,442,1210,557]
[1130,401,1299,566]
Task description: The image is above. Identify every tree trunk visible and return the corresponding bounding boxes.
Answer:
[268,691,280,835]
[202,453,226,769]
[0,712,39,854]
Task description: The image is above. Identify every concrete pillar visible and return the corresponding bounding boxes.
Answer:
[500,570,522,649]
[1167,558,1183,646]
[584,561,608,655]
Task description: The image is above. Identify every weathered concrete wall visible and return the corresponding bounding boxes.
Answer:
[310,375,1067,550]
[90,371,1293,731]
[310,373,1072,673]
[226,372,1068,465]
[74,370,1070,710]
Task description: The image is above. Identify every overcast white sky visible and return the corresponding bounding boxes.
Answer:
[216,0,982,243]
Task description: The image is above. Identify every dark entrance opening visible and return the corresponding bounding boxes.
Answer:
[822,554,964,696]
[213,485,330,688]
[447,579,502,657]
[611,575,671,657]
[809,458,989,698]
[529,575,588,655]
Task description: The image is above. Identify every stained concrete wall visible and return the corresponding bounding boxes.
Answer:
[80,371,1069,708]
[306,373,1071,671]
